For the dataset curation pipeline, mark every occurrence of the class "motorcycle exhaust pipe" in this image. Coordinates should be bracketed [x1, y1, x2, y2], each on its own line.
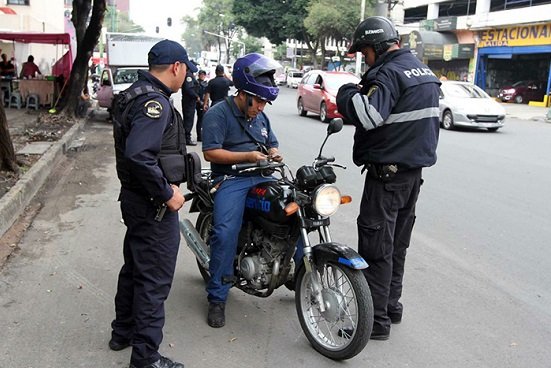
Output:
[179, 219, 210, 269]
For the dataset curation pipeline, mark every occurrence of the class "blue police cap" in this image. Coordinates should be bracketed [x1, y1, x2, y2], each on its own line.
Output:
[148, 40, 198, 73]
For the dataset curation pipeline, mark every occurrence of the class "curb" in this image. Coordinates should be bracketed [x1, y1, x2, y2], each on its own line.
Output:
[0, 119, 86, 239]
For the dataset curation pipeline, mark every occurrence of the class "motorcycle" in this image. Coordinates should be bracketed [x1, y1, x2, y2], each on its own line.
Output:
[180, 118, 374, 360]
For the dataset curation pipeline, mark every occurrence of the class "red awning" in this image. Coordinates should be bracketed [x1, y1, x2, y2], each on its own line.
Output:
[0, 7, 17, 14]
[0, 32, 71, 45]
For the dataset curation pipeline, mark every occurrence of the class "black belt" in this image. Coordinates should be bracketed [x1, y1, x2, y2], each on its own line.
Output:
[363, 163, 400, 182]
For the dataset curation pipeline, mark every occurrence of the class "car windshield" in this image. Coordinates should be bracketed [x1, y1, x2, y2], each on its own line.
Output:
[324, 74, 360, 90]
[290, 72, 303, 78]
[114, 68, 143, 84]
[444, 83, 489, 98]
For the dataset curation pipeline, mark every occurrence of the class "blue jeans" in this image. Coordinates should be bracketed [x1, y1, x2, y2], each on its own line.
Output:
[207, 175, 274, 303]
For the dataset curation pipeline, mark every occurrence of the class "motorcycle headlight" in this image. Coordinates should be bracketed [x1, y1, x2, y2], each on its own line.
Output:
[312, 184, 341, 217]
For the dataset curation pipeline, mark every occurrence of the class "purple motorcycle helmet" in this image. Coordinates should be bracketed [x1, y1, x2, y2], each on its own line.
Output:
[232, 53, 281, 102]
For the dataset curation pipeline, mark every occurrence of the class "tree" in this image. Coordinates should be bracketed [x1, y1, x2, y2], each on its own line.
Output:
[0, 103, 18, 174]
[105, 6, 144, 33]
[58, 0, 106, 117]
[197, 0, 241, 64]
[181, 15, 205, 61]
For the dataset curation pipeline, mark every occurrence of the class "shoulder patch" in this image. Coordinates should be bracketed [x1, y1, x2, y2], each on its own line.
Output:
[143, 100, 163, 119]
[186, 76, 192, 82]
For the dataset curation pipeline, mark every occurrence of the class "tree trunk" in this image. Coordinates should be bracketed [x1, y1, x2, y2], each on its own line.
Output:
[0, 103, 19, 174]
[58, 0, 106, 117]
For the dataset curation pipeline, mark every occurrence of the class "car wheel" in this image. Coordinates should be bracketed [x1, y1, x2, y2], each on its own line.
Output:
[442, 110, 455, 130]
[487, 127, 499, 132]
[514, 95, 524, 104]
[319, 102, 329, 123]
[297, 98, 307, 117]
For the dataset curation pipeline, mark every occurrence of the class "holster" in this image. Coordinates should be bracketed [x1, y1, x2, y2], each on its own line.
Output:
[158, 153, 187, 184]
[364, 163, 399, 182]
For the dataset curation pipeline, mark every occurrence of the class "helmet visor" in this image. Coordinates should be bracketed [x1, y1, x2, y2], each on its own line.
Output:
[247, 57, 282, 77]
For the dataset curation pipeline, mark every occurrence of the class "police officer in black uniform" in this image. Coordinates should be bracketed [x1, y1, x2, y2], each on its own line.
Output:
[181, 66, 199, 146]
[203, 64, 234, 110]
[110, 39, 197, 368]
[195, 69, 208, 141]
[336, 16, 440, 341]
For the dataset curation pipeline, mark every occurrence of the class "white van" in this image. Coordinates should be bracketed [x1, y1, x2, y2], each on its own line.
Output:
[286, 71, 304, 88]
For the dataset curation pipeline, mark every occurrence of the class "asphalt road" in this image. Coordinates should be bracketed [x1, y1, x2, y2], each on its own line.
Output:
[1, 87, 550, 368]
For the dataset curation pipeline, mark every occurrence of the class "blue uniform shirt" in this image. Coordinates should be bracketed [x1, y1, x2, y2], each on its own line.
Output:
[202, 97, 278, 177]
[122, 70, 175, 203]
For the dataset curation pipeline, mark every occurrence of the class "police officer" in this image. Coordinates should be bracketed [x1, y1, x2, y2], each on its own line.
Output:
[111, 39, 197, 368]
[201, 53, 282, 328]
[181, 65, 199, 146]
[195, 70, 208, 141]
[203, 64, 234, 110]
[336, 16, 440, 340]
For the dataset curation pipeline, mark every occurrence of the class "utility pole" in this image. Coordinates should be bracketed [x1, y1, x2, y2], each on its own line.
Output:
[203, 30, 246, 59]
[355, 0, 366, 76]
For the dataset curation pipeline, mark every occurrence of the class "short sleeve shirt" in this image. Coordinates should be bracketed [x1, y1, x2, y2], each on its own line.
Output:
[202, 97, 278, 177]
[206, 76, 234, 104]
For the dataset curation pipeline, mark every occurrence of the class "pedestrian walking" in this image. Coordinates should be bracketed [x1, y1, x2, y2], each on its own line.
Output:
[336, 16, 440, 341]
[203, 64, 234, 110]
[111, 39, 197, 368]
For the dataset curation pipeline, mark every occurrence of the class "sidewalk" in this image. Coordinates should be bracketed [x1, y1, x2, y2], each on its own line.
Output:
[0, 107, 85, 246]
[499, 101, 550, 122]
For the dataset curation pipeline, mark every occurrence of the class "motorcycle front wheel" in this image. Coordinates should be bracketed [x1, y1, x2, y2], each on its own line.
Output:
[295, 261, 373, 360]
[195, 212, 212, 283]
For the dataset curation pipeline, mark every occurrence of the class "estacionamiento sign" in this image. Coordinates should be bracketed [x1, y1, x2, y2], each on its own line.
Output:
[478, 23, 551, 47]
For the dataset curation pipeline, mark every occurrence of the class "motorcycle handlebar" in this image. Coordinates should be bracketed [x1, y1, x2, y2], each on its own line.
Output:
[315, 156, 335, 167]
[232, 160, 284, 172]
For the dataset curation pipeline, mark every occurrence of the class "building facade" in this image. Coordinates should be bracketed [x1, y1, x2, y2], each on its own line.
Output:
[393, 0, 551, 106]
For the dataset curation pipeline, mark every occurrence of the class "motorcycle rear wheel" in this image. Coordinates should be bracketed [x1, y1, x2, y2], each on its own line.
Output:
[195, 213, 212, 283]
[295, 262, 373, 360]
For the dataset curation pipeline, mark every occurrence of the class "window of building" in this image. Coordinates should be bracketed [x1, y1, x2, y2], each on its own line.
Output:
[490, 0, 551, 11]
[438, 0, 477, 17]
[7, 0, 30, 5]
[404, 5, 428, 23]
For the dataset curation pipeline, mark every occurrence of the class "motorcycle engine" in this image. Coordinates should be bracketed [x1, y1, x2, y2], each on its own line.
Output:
[239, 229, 288, 289]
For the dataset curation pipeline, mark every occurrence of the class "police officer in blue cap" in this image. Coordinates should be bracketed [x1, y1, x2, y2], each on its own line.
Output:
[110, 39, 197, 368]
[336, 16, 440, 341]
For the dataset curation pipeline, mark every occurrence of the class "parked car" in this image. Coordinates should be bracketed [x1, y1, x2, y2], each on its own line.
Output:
[275, 73, 286, 86]
[286, 71, 304, 88]
[439, 81, 506, 132]
[497, 80, 545, 104]
[296, 70, 360, 122]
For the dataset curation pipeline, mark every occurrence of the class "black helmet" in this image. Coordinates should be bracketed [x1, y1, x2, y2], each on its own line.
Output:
[348, 16, 399, 55]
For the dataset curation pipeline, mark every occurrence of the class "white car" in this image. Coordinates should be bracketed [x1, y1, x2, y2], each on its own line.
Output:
[439, 81, 506, 132]
[286, 71, 304, 88]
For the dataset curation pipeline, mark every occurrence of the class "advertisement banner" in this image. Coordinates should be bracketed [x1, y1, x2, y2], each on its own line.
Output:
[478, 24, 551, 47]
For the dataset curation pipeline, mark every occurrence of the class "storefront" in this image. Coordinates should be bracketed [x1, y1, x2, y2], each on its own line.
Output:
[475, 23, 551, 106]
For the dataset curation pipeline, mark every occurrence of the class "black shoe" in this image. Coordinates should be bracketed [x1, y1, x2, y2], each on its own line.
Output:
[388, 310, 402, 324]
[207, 302, 225, 328]
[370, 324, 390, 341]
[129, 356, 184, 368]
[186, 140, 197, 146]
[108, 338, 131, 351]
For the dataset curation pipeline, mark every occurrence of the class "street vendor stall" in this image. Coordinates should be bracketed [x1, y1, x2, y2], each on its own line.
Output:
[0, 32, 73, 107]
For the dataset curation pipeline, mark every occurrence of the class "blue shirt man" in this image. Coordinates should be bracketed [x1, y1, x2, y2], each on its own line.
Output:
[200, 53, 282, 328]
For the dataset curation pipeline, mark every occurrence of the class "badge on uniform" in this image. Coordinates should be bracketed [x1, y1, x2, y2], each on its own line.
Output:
[144, 100, 163, 119]
[186, 76, 192, 82]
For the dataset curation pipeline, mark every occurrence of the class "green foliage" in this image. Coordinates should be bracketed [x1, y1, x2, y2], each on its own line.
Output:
[232, 0, 310, 45]
[104, 6, 144, 33]
[181, 16, 204, 60]
[197, 0, 241, 63]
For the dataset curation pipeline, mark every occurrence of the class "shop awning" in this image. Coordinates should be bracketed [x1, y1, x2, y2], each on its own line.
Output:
[0, 32, 71, 45]
[0, 7, 17, 14]
[401, 30, 474, 61]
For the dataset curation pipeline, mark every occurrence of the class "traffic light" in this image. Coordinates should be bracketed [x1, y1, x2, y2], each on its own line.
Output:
[167, 17, 172, 27]
[155, 26, 159, 33]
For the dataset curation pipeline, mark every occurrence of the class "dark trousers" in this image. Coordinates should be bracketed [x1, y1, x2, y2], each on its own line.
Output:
[181, 100, 196, 141]
[112, 189, 180, 367]
[357, 168, 422, 331]
[195, 102, 204, 140]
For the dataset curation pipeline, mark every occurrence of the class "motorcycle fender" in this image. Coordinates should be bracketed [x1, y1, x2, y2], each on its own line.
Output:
[313, 242, 368, 270]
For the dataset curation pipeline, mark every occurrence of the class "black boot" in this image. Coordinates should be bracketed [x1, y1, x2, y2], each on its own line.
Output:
[207, 302, 225, 328]
[129, 356, 184, 368]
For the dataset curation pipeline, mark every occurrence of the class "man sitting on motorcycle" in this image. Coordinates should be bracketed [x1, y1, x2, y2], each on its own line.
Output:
[201, 53, 283, 328]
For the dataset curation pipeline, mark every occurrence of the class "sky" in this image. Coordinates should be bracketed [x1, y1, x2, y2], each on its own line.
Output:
[128, 0, 203, 39]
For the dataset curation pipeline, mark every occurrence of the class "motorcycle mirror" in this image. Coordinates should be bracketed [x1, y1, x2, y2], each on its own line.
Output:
[327, 118, 343, 135]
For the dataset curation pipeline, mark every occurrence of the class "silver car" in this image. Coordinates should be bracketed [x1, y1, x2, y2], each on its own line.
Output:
[439, 81, 506, 132]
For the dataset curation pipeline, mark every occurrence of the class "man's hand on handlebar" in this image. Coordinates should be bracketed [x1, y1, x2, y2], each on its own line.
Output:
[248, 151, 268, 163]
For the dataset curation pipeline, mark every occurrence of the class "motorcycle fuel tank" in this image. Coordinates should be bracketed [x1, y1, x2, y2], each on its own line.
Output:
[244, 181, 292, 224]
